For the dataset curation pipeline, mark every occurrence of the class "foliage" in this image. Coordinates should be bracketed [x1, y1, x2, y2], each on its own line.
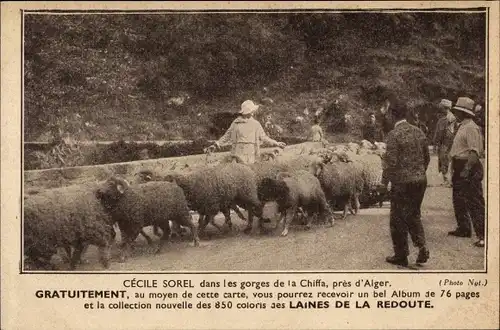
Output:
[24, 12, 486, 146]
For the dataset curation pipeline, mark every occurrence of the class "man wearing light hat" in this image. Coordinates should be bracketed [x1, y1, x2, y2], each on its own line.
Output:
[448, 97, 485, 248]
[432, 99, 457, 185]
[207, 100, 286, 164]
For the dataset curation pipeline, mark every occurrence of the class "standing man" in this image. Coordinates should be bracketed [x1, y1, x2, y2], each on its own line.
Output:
[376, 98, 395, 141]
[309, 117, 325, 142]
[473, 103, 486, 153]
[411, 112, 429, 137]
[206, 100, 286, 164]
[433, 99, 457, 185]
[363, 113, 380, 144]
[382, 101, 430, 267]
[448, 97, 485, 248]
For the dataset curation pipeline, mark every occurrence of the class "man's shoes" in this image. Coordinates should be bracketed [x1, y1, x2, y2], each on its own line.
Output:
[385, 255, 409, 267]
[416, 247, 430, 264]
[473, 240, 485, 248]
[448, 229, 472, 238]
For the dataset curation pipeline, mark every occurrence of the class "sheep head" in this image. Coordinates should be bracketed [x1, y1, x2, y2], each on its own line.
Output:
[135, 170, 154, 183]
[96, 176, 131, 207]
[163, 173, 180, 184]
[310, 161, 325, 177]
[257, 177, 290, 203]
[260, 149, 281, 162]
[164, 173, 190, 195]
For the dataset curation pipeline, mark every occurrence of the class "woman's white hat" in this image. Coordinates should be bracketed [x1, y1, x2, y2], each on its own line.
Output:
[239, 100, 259, 115]
[452, 97, 475, 116]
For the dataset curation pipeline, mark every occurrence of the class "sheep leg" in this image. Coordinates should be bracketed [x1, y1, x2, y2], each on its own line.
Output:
[78, 244, 90, 264]
[119, 233, 135, 262]
[177, 215, 200, 247]
[209, 218, 224, 233]
[274, 211, 286, 230]
[221, 208, 234, 232]
[342, 202, 349, 220]
[321, 209, 335, 227]
[352, 193, 360, 215]
[154, 222, 171, 255]
[347, 198, 355, 215]
[63, 246, 72, 263]
[232, 205, 247, 221]
[244, 208, 266, 234]
[170, 221, 183, 239]
[32, 257, 55, 270]
[197, 214, 210, 238]
[97, 243, 111, 269]
[243, 210, 254, 234]
[281, 207, 297, 237]
[304, 213, 315, 230]
[140, 230, 154, 245]
[70, 242, 84, 270]
[202, 214, 216, 239]
[319, 199, 335, 227]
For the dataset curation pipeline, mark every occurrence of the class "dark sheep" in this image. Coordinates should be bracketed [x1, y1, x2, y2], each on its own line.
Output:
[257, 170, 335, 236]
[23, 184, 115, 270]
[164, 163, 265, 236]
[136, 170, 248, 234]
[96, 176, 199, 262]
[229, 154, 323, 224]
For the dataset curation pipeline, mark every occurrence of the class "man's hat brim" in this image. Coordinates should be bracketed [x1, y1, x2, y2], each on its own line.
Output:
[451, 106, 475, 116]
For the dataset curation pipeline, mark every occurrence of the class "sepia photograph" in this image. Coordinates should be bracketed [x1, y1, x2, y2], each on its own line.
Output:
[22, 8, 488, 273]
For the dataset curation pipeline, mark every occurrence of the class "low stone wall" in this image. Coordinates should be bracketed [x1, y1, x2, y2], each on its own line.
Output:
[24, 143, 313, 191]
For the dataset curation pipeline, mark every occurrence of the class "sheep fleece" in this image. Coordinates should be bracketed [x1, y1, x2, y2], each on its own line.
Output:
[172, 163, 260, 215]
[316, 161, 364, 198]
[104, 181, 191, 238]
[277, 170, 331, 215]
[23, 184, 114, 262]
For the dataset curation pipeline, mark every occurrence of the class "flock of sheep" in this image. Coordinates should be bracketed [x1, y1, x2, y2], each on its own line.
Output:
[23, 140, 387, 271]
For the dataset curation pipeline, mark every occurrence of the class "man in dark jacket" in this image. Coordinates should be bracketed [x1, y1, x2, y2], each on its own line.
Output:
[363, 113, 380, 144]
[376, 99, 394, 140]
[411, 112, 429, 137]
[382, 101, 431, 267]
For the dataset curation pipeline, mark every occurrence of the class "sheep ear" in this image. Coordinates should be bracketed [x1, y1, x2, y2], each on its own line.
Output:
[95, 189, 103, 200]
[116, 183, 126, 194]
[164, 174, 178, 185]
[314, 162, 324, 176]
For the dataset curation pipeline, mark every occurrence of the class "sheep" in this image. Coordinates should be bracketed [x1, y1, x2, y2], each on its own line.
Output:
[360, 139, 375, 150]
[136, 169, 248, 232]
[96, 176, 199, 262]
[25, 186, 158, 266]
[23, 184, 115, 270]
[163, 163, 265, 236]
[229, 154, 323, 224]
[322, 148, 388, 209]
[259, 148, 282, 162]
[374, 142, 386, 150]
[346, 142, 360, 154]
[257, 170, 334, 236]
[347, 151, 389, 208]
[310, 158, 364, 220]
